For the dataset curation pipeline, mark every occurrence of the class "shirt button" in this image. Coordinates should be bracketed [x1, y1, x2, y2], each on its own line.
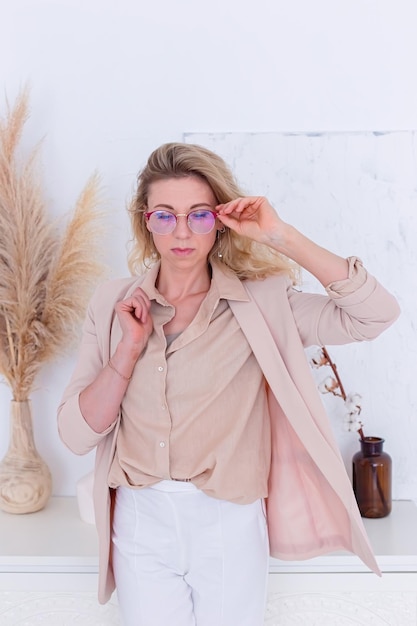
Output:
[159, 441, 166, 448]
[157, 366, 164, 372]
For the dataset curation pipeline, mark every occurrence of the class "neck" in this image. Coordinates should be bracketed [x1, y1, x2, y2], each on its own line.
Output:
[156, 261, 211, 301]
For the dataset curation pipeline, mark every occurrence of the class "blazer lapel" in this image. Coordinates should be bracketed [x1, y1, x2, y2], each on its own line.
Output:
[228, 292, 356, 501]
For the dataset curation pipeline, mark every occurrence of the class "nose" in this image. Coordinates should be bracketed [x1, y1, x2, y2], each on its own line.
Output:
[173, 213, 191, 236]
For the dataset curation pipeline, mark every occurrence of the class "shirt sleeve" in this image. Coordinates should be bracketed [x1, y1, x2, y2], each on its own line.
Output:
[288, 257, 400, 347]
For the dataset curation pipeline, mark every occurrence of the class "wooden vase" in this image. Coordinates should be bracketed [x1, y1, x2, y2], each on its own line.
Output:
[0, 400, 52, 514]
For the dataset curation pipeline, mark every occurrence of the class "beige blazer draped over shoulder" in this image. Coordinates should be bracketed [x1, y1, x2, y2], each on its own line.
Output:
[58, 257, 400, 604]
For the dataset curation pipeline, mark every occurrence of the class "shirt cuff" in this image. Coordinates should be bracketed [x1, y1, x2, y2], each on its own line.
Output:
[325, 257, 367, 298]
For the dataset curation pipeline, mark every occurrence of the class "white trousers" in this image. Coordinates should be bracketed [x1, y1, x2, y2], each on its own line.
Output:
[112, 481, 269, 626]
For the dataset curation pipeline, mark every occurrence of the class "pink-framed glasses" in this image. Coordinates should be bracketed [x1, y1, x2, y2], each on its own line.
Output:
[145, 209, 217, 235]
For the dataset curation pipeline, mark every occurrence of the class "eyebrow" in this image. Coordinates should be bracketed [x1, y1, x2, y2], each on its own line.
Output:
[152, 203, 214, 212]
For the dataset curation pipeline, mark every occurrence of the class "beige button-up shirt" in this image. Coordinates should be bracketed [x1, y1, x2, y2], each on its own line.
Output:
[108, 264, 271, 504]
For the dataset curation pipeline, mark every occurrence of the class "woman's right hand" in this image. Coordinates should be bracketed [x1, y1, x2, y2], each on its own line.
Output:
[78, 288, 153, 433]
[115, 287, 154, 357]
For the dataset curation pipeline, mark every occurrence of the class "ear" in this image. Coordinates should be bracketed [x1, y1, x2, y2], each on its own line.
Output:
[144, 211, 152, 232]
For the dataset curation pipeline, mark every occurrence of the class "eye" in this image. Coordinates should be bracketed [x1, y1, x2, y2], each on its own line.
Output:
[190, 210, 212, 220]
[154, 211, 175, 222]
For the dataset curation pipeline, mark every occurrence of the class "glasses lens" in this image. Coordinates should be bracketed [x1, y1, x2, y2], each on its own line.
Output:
[148, 211, 176, 234]
[188, 210, 216, 234]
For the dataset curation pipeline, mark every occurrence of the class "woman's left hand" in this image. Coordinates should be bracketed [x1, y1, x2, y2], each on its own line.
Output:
[216, 196, 286, 247]
[216, 197, 351, 286]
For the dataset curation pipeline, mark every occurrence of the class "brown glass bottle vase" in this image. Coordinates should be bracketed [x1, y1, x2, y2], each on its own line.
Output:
[352, 436, 392, 518]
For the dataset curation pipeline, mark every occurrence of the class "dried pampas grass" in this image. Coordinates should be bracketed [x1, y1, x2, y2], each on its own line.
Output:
[0, 88, 106, 401]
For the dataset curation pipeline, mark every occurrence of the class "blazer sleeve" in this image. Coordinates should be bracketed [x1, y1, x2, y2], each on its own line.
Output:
[57, 280, 128, 455]
[287, 257, 400, 347]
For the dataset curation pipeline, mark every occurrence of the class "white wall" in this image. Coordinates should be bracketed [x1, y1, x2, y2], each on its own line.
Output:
[1, 0, 417, 497]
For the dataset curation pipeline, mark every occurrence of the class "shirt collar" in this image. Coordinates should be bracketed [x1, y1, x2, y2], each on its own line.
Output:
[139, 262, 163, 302]
[210, 261, 250, 302]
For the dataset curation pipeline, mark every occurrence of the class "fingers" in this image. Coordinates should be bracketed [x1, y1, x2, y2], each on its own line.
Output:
[215, 198, 267, 234]
[216, 197, 266, 224]
[130, 288, 151, 321]
[217, 197, 248, 213]
[116, 288, 151, 323]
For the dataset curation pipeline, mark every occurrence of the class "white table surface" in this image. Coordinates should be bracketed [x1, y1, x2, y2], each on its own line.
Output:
[1, 497, 416, 574]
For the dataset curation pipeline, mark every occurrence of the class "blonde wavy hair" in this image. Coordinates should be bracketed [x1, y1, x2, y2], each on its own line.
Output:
[128, 142, 299, 282]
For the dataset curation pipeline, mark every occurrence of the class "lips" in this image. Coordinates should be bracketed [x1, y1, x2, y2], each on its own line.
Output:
[171, 248, 194, 255]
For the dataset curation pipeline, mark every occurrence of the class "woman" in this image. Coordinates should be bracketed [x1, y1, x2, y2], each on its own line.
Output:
[58, 142, 400, 626]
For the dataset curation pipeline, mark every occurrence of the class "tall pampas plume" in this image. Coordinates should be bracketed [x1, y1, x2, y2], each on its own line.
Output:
[0, 88, 107, 402]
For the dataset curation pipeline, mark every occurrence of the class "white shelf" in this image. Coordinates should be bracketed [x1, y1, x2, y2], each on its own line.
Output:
[1, 497, 417, 575]
[270, 500, 417, 574]
[0, 497, 98, 573]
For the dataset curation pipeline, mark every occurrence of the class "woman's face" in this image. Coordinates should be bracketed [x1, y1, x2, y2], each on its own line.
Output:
[146, 176, 219, 270]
